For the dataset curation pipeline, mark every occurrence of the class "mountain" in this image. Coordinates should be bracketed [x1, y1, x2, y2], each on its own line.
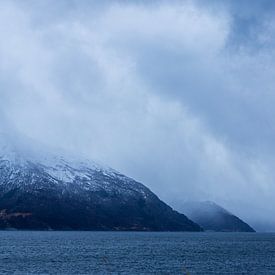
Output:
[182, 201, 255, 232]
[0, 132, 201, 231]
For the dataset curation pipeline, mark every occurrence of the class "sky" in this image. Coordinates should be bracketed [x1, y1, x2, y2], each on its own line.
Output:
[0, 0, 275, 231]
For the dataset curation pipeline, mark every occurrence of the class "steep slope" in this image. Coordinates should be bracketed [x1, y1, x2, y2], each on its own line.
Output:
[0, 133, 201, 231]
[182, 201, 255, 232]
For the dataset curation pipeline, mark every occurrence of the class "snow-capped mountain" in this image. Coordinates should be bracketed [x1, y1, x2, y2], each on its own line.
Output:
[0, 132, 201, 231]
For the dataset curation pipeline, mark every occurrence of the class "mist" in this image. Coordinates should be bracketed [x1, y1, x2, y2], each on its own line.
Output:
[1, 0, 275, 231]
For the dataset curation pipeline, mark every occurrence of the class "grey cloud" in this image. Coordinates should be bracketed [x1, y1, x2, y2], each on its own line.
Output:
[1, 0, 275, 231]
[196, 0, 275, 49]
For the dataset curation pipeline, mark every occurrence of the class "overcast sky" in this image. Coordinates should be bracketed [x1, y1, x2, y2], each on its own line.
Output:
[1, 0, 275, 231]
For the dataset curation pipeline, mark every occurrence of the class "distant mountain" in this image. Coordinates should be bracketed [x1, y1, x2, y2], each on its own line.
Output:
[182, 201, 255, 232]
[0, 132, 201, 231]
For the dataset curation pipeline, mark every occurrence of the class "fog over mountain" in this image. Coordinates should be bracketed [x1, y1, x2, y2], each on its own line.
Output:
[1, 0, 275, 231]
[182, 201, 255, 232]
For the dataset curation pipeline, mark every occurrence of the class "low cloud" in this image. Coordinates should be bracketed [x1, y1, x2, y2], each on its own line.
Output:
[1, 0, 275, 230]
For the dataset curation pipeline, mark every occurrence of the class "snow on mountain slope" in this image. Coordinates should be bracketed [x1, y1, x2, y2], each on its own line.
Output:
[0, 131, 202, 231]
[0, 131, 146, 194]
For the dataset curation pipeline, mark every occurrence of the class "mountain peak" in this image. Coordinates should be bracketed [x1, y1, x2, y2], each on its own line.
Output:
[0, 133, 202, 231]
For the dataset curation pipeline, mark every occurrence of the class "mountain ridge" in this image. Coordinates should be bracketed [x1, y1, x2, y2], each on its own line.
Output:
[182, 201, 255, 232]
[0, 132, 202, 231]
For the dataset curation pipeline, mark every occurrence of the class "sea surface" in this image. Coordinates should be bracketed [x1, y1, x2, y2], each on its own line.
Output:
[0, 231, 274, 274]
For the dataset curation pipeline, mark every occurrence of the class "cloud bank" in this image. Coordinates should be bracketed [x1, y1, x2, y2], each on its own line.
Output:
[1, 0, 275, 231]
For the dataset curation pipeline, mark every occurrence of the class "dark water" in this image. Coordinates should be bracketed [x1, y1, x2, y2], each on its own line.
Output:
[0, 231, 275, 274]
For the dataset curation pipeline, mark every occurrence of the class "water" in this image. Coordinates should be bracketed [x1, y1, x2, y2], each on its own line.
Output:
[0, 231, 274, 274]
